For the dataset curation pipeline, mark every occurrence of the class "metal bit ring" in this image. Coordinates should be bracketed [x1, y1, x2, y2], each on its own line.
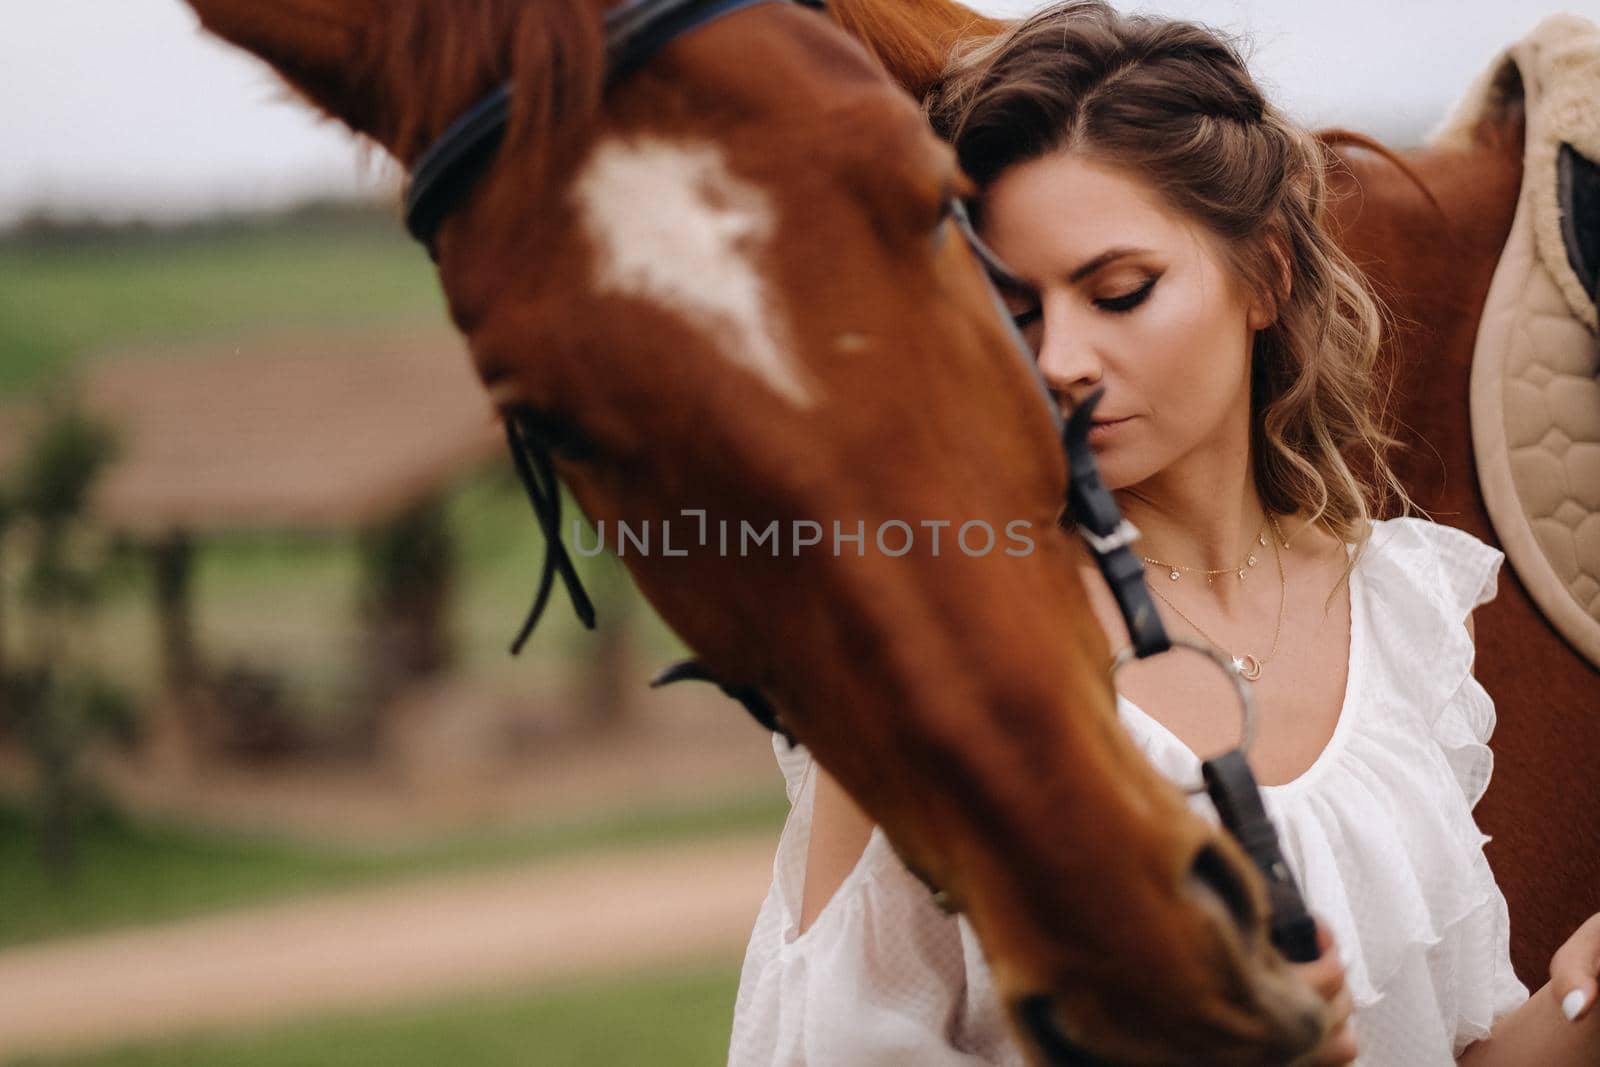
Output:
[1110, 637, 1260, 795]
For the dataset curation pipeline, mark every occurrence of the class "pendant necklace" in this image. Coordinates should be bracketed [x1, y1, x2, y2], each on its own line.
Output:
[1145, 516, 1288, 681]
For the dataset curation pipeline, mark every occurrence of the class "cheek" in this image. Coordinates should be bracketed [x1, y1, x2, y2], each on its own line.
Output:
[1099, 300, 1203, 402]
[1124, 282, 1251, 400]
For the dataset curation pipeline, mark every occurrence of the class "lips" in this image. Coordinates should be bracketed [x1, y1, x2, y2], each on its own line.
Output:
[1086, 415, 1135, 446]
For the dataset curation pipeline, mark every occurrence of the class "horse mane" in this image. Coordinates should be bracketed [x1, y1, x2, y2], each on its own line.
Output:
[827, 0, 1003, 98]
[1315, 127, 1444, 216]
[376, 0, 606, 183]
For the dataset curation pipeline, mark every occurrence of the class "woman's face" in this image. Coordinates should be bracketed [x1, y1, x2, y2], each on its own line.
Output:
[979, 151, 1271, 490]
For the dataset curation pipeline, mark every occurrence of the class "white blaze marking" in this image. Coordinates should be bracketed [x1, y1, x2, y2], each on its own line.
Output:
[570, 135, 812, 407]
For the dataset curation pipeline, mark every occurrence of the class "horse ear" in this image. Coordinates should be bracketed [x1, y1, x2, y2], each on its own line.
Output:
[183, 0, 389, 147]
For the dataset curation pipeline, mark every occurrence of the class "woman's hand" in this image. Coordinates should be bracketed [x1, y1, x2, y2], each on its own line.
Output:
[1550, 912, 1600, 1024]
[1455, 912, 1600, 1065]
[1293, 921, 1358, 1066]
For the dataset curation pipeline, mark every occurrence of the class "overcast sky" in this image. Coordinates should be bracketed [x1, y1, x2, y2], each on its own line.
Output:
[3, 0, 1596, 224]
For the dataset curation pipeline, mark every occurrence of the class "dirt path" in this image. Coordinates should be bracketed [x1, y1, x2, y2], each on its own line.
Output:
[0, 832, 778, 1060]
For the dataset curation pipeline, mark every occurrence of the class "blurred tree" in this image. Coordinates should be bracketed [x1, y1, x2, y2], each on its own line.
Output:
[0, 479, 12, 725]
[5, 395, 140, 878]
[576, 549, 639, 732]
[149, 528, 209, 754]
[354, 494, 455, 750]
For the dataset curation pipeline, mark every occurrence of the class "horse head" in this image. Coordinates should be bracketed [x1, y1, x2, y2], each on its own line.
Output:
[179, 0, 1325, 1060]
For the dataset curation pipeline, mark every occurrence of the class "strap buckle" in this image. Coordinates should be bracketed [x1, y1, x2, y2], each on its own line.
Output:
[1075, 518, 1141, 557]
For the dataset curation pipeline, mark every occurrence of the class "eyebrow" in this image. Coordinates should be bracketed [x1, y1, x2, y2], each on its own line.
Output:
[1067, 247, 1151, 284]
[990, 246, 1155, 297]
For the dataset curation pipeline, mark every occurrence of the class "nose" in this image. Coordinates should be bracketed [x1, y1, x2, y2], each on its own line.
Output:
[1014, 995, 1107, 1066]
[1009, 839, 1325, 1066]
[1035, 313, 1103, 396]
[1016, 987, 1325, 1067]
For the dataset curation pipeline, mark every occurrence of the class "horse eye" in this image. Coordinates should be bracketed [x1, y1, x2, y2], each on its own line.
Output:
[511, 407, 597, 463]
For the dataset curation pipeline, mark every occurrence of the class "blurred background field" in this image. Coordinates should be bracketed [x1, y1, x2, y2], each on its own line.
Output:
[0, 203, 786, 1065]
[8, 966, 744, 1067]
[0, 206, 438, 396]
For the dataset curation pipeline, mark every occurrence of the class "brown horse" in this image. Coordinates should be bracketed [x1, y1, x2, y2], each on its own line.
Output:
[179, 0, 1327, 1062]
[825, 0, 1600, 993]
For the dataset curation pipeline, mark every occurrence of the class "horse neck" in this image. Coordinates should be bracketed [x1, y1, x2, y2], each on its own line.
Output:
[1321, 119, 1524, 511]
[827, 0, 1004, 99]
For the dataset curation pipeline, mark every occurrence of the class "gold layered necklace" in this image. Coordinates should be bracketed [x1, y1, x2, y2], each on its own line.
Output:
[1144, 516, 1289, 681]
[1142, 519, 1275, 583]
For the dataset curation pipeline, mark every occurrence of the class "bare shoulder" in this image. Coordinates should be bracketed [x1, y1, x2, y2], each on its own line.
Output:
[800, 766, 876, 934]
[1279, 513, 1349, 568]
[1279, 513, 1357, 612]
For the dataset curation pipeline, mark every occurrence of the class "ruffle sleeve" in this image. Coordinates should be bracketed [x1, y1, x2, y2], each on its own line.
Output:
[1360, 516, 1505, 809]
[729, 739, 1024, 1067]
[1293, 517, 1527, 1057]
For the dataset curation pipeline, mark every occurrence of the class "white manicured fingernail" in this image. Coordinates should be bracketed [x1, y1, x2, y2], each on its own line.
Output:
[1561, 989, 1589, 1022]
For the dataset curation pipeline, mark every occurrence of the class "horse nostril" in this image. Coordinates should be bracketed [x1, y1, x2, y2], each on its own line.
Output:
[1188, 842, 1260, 935]
[1014, 995, 1105, 1067]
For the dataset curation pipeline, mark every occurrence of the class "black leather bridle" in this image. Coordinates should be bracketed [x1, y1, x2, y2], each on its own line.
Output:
[400, 0, 1320, 1059]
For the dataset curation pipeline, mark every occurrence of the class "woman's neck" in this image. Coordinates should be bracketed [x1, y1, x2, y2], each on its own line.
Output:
[1113, 424, 1273, 602]
[1119, 477, 1268, 572]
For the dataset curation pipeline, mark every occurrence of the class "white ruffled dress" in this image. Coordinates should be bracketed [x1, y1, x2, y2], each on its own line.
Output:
[728, 517, 1530, 1066]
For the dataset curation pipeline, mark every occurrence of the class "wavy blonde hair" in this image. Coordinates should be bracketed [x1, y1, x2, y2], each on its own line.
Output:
[924, 0, 1411, 549]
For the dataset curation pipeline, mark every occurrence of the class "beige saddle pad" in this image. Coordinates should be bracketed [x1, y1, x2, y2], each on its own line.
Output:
[1430, 14, 1600, 671]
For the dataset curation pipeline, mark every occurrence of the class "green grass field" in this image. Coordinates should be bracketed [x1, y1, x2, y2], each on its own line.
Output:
[3, 964, 743, 1067]
[0, 210, 442, 395]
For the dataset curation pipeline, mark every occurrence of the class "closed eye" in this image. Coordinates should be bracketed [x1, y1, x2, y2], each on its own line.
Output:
[1007, 274, 1160, 331]
[1097, 277, 1158, 314]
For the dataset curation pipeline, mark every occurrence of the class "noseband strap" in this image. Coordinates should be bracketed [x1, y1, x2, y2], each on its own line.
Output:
[1061, 388, 1168, 659]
